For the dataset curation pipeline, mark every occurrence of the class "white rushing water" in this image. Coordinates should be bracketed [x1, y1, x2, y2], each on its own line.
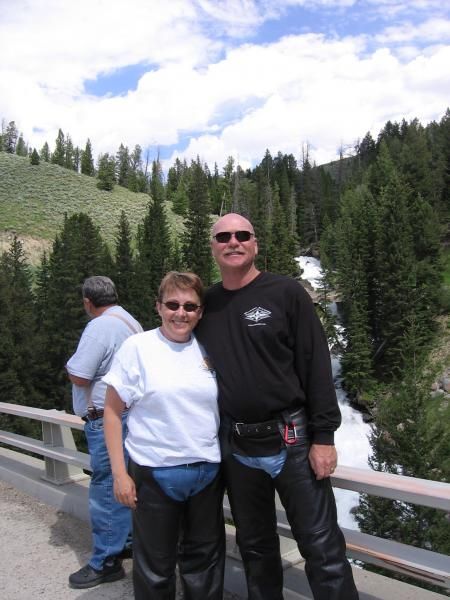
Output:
[297, 256, 372, 530]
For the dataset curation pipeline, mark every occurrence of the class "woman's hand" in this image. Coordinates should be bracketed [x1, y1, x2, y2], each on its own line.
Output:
[113, 472, 137, 509]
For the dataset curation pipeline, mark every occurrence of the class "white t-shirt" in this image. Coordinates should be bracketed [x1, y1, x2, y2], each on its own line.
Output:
[103, 328, 220, 467]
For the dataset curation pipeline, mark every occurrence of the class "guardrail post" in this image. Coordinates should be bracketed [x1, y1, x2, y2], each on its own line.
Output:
[41, 416, 89, 485]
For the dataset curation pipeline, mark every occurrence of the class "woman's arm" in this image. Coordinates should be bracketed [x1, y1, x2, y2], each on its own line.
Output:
[104, 385, 137, 509]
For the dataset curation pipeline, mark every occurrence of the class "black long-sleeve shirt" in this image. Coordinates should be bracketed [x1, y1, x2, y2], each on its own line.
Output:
[196, 272, 341, 445]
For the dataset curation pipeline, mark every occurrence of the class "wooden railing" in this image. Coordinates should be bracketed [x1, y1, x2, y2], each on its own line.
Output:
[0, 401, 449, 590]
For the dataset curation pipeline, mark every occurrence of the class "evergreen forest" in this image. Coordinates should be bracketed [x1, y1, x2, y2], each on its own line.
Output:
[1, 111, 449, 588]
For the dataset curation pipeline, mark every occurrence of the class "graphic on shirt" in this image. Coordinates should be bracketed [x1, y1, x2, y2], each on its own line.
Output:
[244, 306, 271, 323]
[200, 356, 216, 376]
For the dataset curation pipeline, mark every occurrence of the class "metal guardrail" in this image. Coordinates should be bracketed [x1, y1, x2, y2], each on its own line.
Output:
[0, 401, 449, 590]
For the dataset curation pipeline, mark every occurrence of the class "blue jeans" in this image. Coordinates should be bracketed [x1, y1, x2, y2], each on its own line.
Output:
[151, 461, 220, 501]
[85, 414, 132, 570]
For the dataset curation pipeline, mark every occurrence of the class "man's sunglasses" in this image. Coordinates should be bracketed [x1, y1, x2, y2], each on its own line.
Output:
[213, 230, 254, 243]
[161, 301, 202, 313]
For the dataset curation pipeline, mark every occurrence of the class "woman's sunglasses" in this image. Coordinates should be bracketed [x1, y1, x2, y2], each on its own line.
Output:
[212, 230, 254, 243]
[162, 301, 202, 313]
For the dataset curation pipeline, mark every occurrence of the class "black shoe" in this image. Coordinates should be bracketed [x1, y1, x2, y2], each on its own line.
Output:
[117, 545, 133, 560]
[69, 559, 125, 589]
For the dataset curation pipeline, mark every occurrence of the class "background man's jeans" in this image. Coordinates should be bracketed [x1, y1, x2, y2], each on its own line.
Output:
[85, 413, 131, 570]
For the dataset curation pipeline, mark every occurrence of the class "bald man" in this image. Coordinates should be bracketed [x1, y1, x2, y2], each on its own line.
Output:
[196, 213, 358, 600]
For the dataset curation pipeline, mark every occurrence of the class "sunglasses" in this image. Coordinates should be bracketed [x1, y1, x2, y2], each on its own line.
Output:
[161, 301, 202, 313]
[213, 230, 254, 243]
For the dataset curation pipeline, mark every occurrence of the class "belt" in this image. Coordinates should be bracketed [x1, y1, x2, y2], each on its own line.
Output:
[232, 407, 306, 445]
[234, 419, 280, 437]
[82, 408, 104, 422]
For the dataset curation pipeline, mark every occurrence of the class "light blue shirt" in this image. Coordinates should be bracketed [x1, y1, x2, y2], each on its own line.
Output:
[233, 449, 287, 478]
[66, 306, 142, 416]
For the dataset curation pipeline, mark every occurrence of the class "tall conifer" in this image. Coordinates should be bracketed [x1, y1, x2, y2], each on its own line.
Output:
[134, 160, 172, 328]
[183, 158, 213, 285]
[37, 213, 111, 409]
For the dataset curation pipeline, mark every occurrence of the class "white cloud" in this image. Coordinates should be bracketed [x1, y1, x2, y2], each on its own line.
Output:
[376, 17, 450, 44]
[0, 0, 448, 169]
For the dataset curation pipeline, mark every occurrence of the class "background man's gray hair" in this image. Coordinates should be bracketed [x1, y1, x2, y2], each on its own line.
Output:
[82, 276, 118, 307]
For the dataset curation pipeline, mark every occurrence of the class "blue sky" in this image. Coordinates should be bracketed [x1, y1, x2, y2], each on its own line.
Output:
[0, 0, 449, 171]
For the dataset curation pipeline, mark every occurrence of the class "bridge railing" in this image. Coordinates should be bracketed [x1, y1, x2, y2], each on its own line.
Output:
[0, 401, 449, 590]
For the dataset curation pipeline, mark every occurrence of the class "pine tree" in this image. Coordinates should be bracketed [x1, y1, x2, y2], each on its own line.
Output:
[372, 165, 415, 377]
[81, 139, 95, 176]
[172, 169, 190, 216]
[355, 325, 450, 558]
[167, 160, 184, 202]
[116, 144, 130, 187]
[15, 133, 28, 156]
[51, 129, 65, 166]
[437, 109, 450, 224]
[183, 158, 213, 285]
[0, 238, 42, 419]
[128, 145, 146, 192]
[0, 266, 26, 415]
[253, 168, 273, 271]
[134, 160, 172, 328]
[218, 157, 234, 214]
[209, 163, 222, 215]
[3, 121, 18, 153]
[73, 146, 80, 172]
[266, 184, 298, 277]
[64, 135, 75, 170]
[112, 211, 135, 310]
[97, 153, 116, 190]
[399, 119, 434, 206]
[171, 237, 184, 272]
[36, 213, 111, 409]
[40, 142, 50, 162]
[297, 146, 321, 247]
[30, 148, 40, 165]
[408, 192, 442, 339]
[333, 185, 375, 393]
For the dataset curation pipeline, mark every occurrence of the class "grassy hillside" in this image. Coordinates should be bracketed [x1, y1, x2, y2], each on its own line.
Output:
[0, 152, 182, 264]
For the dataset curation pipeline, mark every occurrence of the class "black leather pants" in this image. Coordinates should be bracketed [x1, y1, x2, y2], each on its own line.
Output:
[129, 460, 225, 600]
[222, 436, 359, 600]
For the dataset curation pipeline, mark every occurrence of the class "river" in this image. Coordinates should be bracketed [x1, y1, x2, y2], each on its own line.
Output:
[298, 256, 372, 530]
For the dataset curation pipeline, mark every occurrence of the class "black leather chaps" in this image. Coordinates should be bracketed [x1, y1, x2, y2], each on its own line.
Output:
[129, 460, 225, 600]
[222, 418, 359, 600]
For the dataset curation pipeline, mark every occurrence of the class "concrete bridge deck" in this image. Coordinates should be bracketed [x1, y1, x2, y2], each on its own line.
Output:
[1, 478, 446, 600]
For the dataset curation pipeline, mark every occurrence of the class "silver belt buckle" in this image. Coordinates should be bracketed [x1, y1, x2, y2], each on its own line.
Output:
[234, 422, 244, 436]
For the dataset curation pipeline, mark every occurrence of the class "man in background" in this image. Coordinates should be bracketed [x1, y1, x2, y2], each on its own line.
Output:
[196, 213, 358, 600]
[66, 275, 142, 589]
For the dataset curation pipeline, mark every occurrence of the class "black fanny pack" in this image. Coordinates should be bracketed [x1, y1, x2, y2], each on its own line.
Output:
[230, 407, 308, 457]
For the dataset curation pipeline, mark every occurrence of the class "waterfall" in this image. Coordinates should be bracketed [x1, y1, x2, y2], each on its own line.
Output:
[297, 256, 372, 530]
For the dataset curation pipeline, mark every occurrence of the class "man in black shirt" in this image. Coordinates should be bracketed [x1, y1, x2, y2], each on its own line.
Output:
[196, 213, 358, 600]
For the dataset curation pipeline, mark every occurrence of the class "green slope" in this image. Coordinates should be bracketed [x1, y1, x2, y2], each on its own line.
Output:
[0, 152, 182, 263]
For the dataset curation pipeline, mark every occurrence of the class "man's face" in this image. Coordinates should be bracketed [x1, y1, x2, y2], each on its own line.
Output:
[211, 214, 258, 272]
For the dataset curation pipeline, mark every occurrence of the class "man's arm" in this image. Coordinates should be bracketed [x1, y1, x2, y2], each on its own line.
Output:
[291, 285, 341, 479]
[66, 325, 108, 386]
[66, 373, 91, 386]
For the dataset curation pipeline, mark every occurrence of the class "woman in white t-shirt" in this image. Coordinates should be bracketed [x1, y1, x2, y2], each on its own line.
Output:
[103, 272, 224, 600]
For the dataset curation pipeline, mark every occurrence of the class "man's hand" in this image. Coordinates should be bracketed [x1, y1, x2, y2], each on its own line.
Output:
[309, 444, 337, 480]
[113, 473, 137, 509]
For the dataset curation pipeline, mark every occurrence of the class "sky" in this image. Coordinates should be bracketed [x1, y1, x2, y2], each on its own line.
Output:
[1, 0, 449, 173]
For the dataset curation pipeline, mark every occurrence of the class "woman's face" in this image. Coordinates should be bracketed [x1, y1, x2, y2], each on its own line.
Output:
[156, 287, 203, 343]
